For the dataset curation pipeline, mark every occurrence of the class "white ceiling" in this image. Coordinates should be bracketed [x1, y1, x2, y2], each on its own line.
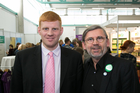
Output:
[25, 0, 140, 27]
[29, 0, 140, 16]
[35, 0, 140, 9]
[1, 0, 139, 27]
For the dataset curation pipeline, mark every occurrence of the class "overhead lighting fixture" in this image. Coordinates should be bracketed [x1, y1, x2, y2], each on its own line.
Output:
[104, 7, 116, 9]
[92, 8, 104, 9]
[82, 3, 84, 6]
[116, 8, 139, 9]
[68, 8, 80, 10]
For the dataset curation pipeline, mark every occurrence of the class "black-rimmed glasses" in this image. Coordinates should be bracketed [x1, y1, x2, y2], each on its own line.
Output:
[85, 36, 107, 43]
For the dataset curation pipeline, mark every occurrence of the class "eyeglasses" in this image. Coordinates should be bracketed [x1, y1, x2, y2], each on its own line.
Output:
[85, 36, 107, 43]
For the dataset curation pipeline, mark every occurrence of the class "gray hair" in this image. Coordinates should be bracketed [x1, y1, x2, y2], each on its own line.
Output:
[82, 25, 108, 42]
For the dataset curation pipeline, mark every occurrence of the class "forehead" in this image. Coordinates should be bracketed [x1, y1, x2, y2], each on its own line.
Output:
[85, 29, 105, 38]
[40, 20, 60, 27]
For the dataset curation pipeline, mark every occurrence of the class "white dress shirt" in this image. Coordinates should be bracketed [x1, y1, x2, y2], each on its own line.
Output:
[41, 43, 61, 93]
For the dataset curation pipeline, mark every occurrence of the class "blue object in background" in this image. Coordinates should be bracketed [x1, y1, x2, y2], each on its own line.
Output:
[61, 44, 74, 48]
[16, 37, 21, 46]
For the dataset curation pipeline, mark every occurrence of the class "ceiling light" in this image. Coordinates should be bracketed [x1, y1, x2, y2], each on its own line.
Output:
[116, 8, 139, 9]
[104, 7, 116, 9]
[68, 8, 80, 10]
[92, 8, 104, 9]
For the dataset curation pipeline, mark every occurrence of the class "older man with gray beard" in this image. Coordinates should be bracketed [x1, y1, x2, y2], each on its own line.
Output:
[82, 25, 140, 93]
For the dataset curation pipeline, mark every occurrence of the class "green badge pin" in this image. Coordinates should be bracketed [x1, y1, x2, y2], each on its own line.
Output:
[105, 64, 113, 72]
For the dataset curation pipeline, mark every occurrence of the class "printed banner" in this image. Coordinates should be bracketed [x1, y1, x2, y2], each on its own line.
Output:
[0, 36, 5, 43]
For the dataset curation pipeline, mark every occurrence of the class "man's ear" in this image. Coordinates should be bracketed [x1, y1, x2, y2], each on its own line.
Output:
[107, 39, 110, 47]
[60, 27, 63, 35]
[82, 42, 86, 50]
[38, 27, 41, 35]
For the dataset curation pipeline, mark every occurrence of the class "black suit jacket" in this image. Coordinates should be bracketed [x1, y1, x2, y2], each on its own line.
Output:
[83, 53, 140, 93]
[10, 45, 83, 93]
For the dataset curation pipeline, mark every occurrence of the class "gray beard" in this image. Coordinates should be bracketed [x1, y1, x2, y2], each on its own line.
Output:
[88, 50, 103, 60]
[87, 47, 107, 60]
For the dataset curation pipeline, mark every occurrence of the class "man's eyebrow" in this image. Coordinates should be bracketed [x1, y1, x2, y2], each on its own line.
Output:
[42, 27, 48, 29]
[52, 27, 59, 29]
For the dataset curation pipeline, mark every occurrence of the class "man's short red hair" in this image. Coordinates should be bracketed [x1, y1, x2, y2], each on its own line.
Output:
[39, 11, 62, 27]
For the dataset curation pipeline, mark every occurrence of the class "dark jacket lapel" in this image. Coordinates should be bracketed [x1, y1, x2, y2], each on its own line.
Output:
[99, 54, 114, 93]
[32, 45, 43, 84]
[60, 47, 70, 89]
[83, 58, 91, 85]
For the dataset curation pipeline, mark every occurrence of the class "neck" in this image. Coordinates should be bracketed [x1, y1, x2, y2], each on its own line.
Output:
[122, 50, 129, 53]
[42, 42, 58, 51]
[92, 58, 100, 70]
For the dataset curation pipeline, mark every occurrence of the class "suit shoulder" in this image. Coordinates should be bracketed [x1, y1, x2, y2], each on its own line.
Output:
[111, 55, 134, 68]
[17, 46, 39, 55]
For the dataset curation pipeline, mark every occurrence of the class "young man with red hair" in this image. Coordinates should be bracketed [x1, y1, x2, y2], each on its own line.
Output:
[10, 11, 83, 93]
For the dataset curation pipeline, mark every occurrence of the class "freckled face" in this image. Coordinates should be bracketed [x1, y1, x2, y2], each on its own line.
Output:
[38, 21, 63, 50]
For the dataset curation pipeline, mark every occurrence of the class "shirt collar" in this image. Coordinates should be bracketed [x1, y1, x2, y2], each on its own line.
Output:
[41, 43, 60, 56]
[97, 52, 108, 68]
[89, 52, 109, 69]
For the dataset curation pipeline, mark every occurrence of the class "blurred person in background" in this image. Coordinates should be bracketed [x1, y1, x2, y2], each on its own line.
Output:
[13, 43, 21, 55]
[59, 39, 64, 46]
[62, 37, 74, 48]
[18, 44, 26, 51]
[14, 44, 26, 54]
[25, 42, 33, 48]
[6, 44, 14, 56]
[71, 39, 77, 48]
[115, 40, 136, 67]
[76, 40, 82, 48]
[63, 37, 73, 49]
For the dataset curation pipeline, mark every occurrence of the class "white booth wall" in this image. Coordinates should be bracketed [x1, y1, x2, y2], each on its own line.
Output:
[60, 26, 76, 42]
[0, 8, 17, 32]
[24, 19, 41, 44]
[0, 8, 24, 55]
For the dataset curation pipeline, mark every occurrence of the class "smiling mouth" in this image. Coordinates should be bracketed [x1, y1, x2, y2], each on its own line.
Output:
[93, 48, 100, 49]
[47, 38, 54, 41]
[91, 47, 100, 50]
[48, 38, 54, 39]
[91, 47, 101, 53]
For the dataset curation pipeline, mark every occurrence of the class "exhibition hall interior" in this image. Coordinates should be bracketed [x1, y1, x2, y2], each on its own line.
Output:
[0, 0, 140, 92]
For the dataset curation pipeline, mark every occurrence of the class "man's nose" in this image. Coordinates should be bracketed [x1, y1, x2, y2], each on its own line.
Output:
[47, 29, 53, 35]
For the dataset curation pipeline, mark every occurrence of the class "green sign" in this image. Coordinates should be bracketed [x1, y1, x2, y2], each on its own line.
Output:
[0, 36, 5, 43]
